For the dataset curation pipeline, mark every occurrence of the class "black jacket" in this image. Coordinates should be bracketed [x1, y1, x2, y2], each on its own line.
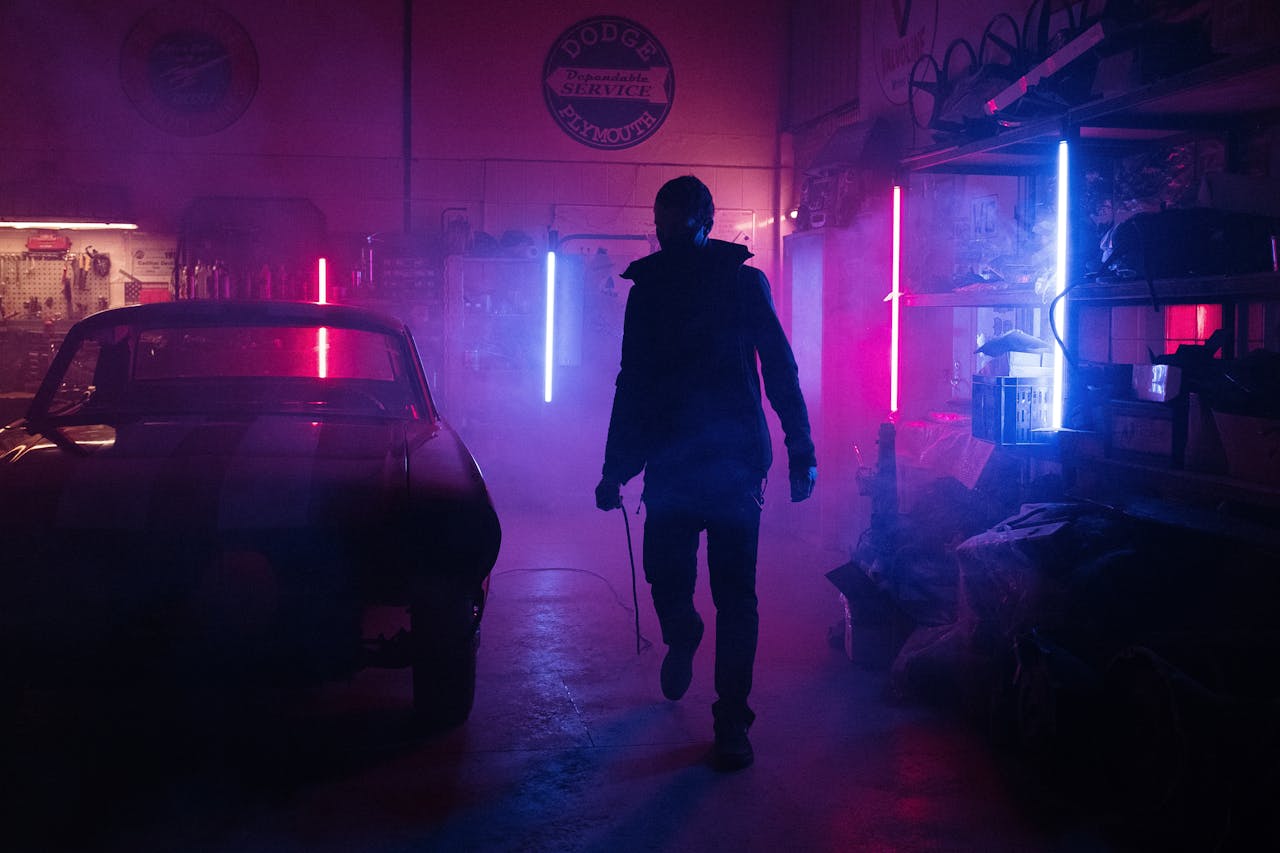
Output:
[602, 240, 815, 494]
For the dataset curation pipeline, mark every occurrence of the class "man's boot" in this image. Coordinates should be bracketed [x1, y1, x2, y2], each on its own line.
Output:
[712, 720, 754, 771]
[659, 615, 703, 700]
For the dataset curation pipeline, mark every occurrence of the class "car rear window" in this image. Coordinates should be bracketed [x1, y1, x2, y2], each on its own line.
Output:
[134, 326, 406, 381]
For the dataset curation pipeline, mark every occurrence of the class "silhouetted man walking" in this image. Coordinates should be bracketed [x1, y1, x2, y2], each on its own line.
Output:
[596, 175, 816, 771]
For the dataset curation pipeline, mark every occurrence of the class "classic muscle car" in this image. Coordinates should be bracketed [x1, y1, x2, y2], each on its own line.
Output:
[0, 300, 500, 727]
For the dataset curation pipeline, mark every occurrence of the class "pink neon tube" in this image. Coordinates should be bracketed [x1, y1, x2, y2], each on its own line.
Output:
[889, 186, 902, 414]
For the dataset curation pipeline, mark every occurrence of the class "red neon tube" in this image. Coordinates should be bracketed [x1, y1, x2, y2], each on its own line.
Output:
[317, 257, 329, 378]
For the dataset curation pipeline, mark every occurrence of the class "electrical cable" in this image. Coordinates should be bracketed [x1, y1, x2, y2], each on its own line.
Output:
[491, 500, 653, 655]
[1048, 279, 1084, 369]
[493, 566, 634, 611]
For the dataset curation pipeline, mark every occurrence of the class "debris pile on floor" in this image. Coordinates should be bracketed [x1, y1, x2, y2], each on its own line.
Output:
[835, 494, 1280, 850]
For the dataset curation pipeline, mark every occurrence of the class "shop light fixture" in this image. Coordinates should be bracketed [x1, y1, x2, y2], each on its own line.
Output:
[544, 250, 556, 403]
[1051, 140, 1069, 431]
[317, 257, 328, 304]
[0, 220, 138, 230]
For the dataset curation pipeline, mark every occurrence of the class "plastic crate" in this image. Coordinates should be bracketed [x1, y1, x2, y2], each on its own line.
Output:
[972, 375, 1052, 444]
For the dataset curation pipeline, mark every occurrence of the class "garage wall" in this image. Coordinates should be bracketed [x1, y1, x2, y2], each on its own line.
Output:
[0, 0, 792, 281]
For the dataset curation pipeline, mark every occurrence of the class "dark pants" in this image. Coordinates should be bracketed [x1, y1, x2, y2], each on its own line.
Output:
[642, 481, 763, 730]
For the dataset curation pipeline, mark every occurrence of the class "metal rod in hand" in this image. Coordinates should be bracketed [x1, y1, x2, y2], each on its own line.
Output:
[621, 500, 641, 655]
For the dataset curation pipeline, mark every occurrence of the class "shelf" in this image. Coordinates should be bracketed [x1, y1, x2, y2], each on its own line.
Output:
[1071, 46, 1280, 128]
[898, 43, 1280, 555]
[1074, 453, 1280, 509]
[900, 122, 1062, 175]
[1069, 272, 1280, 304]
[904, 289, 1049, 308]
[1071, 455, 1280, 550]
[900, 47, 1280, 175]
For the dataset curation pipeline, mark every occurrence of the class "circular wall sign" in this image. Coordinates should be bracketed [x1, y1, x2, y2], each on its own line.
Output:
[872, 0, 938, 106]
[543, 16, 674, 151]
[120, 2, 259, 136]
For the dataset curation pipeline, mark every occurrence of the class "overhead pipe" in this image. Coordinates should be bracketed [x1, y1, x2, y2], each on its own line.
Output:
[402, 0, 413, 233]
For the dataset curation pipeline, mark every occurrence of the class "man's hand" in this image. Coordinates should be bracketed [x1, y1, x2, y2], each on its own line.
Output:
[790, 466, 817, 502]
[595, 477, 623, 511]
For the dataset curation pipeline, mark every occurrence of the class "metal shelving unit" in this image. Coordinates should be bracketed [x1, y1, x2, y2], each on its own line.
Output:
[900, 47, 1280, 176]
[1070, 271, 1280, 305]
[898, 43, 1280, 515]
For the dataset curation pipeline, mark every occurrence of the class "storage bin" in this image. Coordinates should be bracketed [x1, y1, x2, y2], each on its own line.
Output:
[971, 375, 1052, 445]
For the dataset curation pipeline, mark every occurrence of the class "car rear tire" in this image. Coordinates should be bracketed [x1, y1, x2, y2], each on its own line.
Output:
[0, 682, 18, 730]
[411, 629, 478, 730]
[410, 581, 480, 729]
[0, 639, 20, 728]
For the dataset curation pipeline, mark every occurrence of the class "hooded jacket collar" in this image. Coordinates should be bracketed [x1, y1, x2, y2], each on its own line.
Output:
[621, 239, 752, 282]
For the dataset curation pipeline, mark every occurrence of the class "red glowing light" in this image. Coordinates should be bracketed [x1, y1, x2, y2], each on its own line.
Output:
[318, 327, 329, 378]
[317, 257, 329, 378]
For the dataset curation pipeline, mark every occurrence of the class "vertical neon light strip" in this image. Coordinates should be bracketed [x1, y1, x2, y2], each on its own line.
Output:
[317, 258, 328, 378]
[544, 251, 556, 403]
[889, 185, 903, 415]
[1052, 141, 1069, 430]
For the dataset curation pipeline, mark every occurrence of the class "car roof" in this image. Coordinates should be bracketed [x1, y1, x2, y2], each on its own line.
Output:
[71, 300, 408, 337]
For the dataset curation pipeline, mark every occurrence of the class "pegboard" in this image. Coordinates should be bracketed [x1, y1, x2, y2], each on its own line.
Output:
[0, 252, 112, 321]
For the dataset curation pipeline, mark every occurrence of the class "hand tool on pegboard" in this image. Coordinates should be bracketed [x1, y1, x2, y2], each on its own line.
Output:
[2, 262, 16, 319]
[61, 257, 72, 319]
[87, 246, 111, 278]
[77, 252, 89, 291]
[75, 255, 90, 319]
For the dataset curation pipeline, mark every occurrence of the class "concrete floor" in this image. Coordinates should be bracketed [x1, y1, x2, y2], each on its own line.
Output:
[3, 485, 1140, 853]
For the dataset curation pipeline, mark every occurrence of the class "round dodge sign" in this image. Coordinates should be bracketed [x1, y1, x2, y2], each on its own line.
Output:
[543, 17, 674, 150]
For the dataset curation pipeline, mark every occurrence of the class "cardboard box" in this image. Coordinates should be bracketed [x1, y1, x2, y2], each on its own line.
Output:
[984, 351, 1054, 377]
[1184, 393, 1229, 474]
[1132, 364, 1182, 402]
[1213, 411, 1280, 487]
[1108, 399, 1184, 464]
